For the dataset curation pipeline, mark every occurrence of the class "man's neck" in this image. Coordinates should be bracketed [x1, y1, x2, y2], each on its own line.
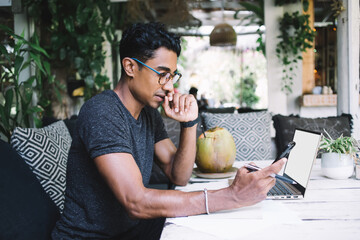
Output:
[113, 81, 143, 120]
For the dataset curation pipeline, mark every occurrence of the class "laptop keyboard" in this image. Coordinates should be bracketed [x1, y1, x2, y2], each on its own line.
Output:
[268, 180, 294, 196]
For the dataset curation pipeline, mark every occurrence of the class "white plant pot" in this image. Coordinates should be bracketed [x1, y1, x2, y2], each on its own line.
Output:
[356, 165, 360, 180]
[321, 153, 354, 179]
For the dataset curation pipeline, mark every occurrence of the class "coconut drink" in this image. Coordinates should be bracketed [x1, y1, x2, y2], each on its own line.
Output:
[196, 126, 236, 173]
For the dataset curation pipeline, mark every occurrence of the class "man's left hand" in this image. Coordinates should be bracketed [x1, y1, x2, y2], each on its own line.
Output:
[162, 92, 198, 122]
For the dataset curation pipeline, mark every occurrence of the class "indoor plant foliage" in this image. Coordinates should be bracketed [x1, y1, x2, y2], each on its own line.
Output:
[276, 11, 316, 94]
[319, 130, 359, 179]
[0, 25, 59, 142]
[24, 0, 116, 100]
[274, 0, 315, 94]
[319, 131, 359, 158]
[237, 0, 265, 56]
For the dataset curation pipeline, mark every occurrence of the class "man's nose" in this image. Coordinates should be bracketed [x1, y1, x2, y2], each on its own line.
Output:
[162, 79, 174, 91]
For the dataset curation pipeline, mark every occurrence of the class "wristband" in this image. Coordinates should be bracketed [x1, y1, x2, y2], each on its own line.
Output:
[180, 116, 200, 128]
[204, 188, 210, 214]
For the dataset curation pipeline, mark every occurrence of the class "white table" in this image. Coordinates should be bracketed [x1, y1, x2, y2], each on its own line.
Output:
[160, 160, 360, 240]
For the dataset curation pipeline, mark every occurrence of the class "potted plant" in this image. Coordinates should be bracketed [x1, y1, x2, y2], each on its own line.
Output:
[0, 25, 59, 142]
[355, 152, 360, 180]
[319, 130, 359, 179]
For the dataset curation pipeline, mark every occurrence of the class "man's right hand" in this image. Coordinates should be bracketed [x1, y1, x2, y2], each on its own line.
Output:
[229, 158, 286, 207]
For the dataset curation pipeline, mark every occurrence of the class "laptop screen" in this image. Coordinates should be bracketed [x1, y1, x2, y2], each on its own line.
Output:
[284, 129, 321, 188]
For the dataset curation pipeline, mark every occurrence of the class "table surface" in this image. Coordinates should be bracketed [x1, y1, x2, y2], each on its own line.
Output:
[160, 160, 360, 240]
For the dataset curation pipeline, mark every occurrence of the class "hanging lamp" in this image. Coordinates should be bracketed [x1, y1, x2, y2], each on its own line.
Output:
[210, 23, 237, 46]
[209, 0, 237, 46]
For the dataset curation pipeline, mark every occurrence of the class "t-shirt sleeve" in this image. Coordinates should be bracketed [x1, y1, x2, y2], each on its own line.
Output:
[78, 99, 132, 160]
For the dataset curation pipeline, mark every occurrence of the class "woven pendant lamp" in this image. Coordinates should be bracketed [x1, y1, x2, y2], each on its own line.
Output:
[209, 0, 237, 47]
[210, 23, 237, 46]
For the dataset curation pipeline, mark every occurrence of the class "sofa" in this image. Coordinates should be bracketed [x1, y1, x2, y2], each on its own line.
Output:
[0, 110, 353, 239]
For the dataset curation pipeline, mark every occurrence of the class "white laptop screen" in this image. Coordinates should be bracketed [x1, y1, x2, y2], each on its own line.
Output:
[284, 129, 321, 187]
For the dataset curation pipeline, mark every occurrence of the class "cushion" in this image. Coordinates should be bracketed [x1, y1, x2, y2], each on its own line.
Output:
[162, 116, 181, 148]
[42, 115, 78, 138]
[0, 139, 60, 240]
[202, 111, 272, 161]
[237, 108, 267, 113]
[10, 121, 72, 212]
[203, 107, 236, 114]
[272, 114, 352, 155]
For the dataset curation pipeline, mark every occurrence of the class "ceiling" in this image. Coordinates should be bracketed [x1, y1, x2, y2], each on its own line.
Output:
[0, 0, 336, 37]
[110, 0, 336, 35]
[111, 0, 258, 29]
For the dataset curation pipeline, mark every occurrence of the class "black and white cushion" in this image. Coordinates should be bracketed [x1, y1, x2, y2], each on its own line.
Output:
[10, 121, 71, 212]
[272, 114, 352, 155]
[202, 111, 272, 161]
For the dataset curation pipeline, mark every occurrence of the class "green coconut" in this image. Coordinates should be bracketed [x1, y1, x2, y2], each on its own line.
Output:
[196, 126, 236, 173]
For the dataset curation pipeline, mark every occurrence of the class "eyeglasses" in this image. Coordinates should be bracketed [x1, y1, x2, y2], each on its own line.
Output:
[131, 58, 182, 86]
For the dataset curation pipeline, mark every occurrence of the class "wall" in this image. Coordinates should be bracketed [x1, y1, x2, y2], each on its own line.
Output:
[265, 0, 303, 116]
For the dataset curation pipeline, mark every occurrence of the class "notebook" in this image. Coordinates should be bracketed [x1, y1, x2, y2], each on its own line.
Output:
[267, 128, 322, 199]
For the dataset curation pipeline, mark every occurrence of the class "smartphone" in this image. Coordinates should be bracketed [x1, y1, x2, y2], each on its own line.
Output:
[272, 141, 296, 164]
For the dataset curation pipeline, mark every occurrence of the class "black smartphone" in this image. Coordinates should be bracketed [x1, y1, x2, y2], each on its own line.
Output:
[272, 141, 296, 164]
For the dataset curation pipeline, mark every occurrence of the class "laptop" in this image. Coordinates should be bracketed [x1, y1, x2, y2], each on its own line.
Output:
[267, 128, 322, 199]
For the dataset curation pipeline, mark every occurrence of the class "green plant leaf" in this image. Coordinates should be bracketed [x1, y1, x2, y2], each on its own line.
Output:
[27, 105, 43, 114]
[238, 1, 264, 23]
[64, 16, 75, 32]
[19, 61, 31, 73]
[0, 122, 11, 142]
[59, 48, 66, 61]
[29, 52, 45, 74]
[43, 61, 51, 76]
[14, 55, 24, 75]
[303, 0, 310, 12]
[0, 24, 13, 33]
[0, 90, 13, 132]
[28, 41, 49, 58]
[0, 44, 11, 61]
[4, 89, 14, 118]
[33, 116, 42, 128]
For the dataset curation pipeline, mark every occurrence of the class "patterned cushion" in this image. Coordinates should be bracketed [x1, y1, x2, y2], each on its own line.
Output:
[202, 111, 272, 161]
[162, 117, 181, 148]
[272, 114, 352, 155]
[10, 121, 72, 212]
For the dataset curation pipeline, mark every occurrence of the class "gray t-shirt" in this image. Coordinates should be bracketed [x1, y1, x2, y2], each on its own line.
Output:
[52, 90, 168, 239]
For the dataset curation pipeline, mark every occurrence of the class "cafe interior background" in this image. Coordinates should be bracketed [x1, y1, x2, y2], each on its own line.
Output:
[0, 0, 359, 140]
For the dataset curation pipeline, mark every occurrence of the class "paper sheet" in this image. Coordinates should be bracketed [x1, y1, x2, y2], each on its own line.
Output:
[166, 201, 301, 240]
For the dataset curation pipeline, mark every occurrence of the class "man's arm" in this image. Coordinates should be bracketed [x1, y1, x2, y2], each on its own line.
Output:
[94, 153, 286, 219]
[156, 92, 199, 185]
[154, 124, 197, 186]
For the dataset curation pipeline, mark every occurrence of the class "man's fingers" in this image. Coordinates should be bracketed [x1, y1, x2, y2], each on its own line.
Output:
[178, 95, 187, 115]
[171, 93, 180, 113]
[261, 177, 276, 195]
[184, 96, 192, 113]
[260, 158, 286, 177]
[162, 96, 176, 117]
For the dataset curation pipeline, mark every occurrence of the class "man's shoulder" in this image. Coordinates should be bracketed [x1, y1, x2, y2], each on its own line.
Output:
[86, 90, 116, 105]
[81, 90, 119, 112]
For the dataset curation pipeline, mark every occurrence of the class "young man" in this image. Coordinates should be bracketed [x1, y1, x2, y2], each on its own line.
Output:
[52, 22, 285, 239]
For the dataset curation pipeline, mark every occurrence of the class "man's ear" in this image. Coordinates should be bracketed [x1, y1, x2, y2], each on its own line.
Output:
[122, 58, 136, 78]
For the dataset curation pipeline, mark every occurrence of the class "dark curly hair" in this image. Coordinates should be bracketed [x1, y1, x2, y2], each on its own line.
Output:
[119, 22, 181, 77]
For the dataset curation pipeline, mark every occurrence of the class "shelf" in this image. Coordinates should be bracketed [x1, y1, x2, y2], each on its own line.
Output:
[301, 94, 360, 107]
[301, 94, 337, 107]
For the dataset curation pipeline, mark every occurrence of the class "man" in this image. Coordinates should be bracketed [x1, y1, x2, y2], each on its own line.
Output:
[52, 22, 285, 239]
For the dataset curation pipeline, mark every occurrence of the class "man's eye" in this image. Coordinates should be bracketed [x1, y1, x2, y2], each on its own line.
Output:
[160, 72, 168, 77]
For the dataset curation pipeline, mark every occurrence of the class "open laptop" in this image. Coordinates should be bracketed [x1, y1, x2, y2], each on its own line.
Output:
[267, 128, 322, 199]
